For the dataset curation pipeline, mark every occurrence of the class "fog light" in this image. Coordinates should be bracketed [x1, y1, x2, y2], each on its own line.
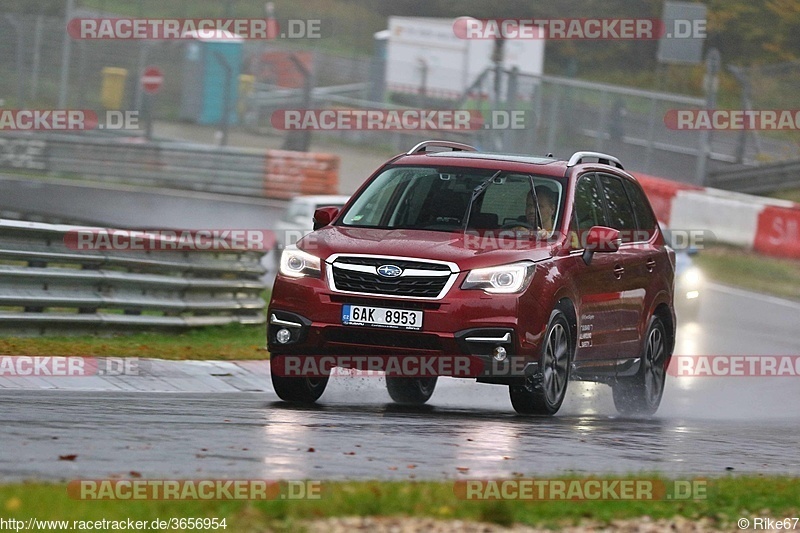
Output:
[493, 346, 507, 362]
[276, 328, 292, 344]
[686, 290, 700, 300]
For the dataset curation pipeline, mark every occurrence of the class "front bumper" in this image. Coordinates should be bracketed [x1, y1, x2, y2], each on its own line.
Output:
[267, 274, 549, 382]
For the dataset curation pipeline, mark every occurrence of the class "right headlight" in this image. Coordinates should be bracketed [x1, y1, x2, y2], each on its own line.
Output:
[461, 261, 535, 294]
[279, 246, 322, 278]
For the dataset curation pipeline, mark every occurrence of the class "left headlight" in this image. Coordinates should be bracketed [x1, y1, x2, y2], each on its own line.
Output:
[279, 246, 322, 278]
[461, 261, 535, 294]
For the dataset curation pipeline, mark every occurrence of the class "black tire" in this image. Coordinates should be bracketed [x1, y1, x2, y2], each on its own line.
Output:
[612, 316, 668, 416]
[270, 357, 329, 404]
[509, 309, 572, 416]
[386, 376, 437, 405]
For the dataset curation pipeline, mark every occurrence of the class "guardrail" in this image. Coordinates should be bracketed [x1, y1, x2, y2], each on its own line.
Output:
[708, 158, 800, 194]
[0, 133, 339, 199]
[0, 219, 267, 335]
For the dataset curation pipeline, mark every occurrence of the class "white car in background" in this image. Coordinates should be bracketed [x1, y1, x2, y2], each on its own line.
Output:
[274, 195, 351, 252]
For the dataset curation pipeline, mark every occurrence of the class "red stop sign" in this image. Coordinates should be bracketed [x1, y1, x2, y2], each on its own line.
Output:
[141, 66, 164, 95]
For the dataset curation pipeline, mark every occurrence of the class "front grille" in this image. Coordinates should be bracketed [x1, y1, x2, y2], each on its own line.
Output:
[336, 257, 450, 272]
[330, 256, 454, 298]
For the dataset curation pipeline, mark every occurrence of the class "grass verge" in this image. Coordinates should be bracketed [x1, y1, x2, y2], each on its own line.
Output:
[694, 244, 800, 302]
[1, 477, 798, 531]
[0, 323, 266, 360]
[771, 188, 800, 204]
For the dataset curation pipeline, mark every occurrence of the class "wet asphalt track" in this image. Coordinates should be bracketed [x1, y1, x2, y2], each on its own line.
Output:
[2, 283, 800, 482]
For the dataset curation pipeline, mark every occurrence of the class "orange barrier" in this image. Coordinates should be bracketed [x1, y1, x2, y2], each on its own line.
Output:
[631, 172, 702, 225]
[263, 150, 340, 200]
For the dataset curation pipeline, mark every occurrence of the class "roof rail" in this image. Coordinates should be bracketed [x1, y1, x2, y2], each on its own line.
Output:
[406, 140, 478, 155]
[567, 151, 624, 170]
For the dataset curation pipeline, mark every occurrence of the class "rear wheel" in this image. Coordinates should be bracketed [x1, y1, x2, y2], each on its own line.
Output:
[612, 316, 668, 416]
[386, 376, 437, 405]
[509, 309, 572, 416]
[270, 356, 329, 403]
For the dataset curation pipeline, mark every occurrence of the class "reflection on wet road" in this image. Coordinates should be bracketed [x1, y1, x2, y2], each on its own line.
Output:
[1, 283, 799, 481]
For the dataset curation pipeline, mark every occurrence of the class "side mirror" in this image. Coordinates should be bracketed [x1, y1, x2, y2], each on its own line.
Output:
[582, 226, 621, 265]
[313, 206, 340, 230]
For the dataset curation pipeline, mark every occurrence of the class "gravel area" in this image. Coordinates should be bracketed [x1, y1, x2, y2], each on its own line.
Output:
[301, 516, 735, 532]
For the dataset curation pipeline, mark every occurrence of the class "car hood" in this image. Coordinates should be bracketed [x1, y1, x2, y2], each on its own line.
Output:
[299, 226, 555, 271]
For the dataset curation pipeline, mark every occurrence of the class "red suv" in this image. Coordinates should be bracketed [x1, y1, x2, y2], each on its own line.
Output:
[268, 141, 676, 416]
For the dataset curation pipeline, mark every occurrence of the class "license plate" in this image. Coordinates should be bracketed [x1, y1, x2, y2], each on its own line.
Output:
[342, 304, 423, 331]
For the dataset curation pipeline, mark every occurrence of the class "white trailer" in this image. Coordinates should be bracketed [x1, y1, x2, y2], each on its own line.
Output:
[385, 16, 545, 100]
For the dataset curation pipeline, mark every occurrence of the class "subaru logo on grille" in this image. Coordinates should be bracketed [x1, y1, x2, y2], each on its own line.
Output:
[377, 264, 403, 278]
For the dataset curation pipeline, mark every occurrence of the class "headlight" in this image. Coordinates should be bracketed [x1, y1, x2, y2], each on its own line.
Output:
[279, 246, 321, 278]
[682, 266, 703, 287]
[461, 261, 535, 294]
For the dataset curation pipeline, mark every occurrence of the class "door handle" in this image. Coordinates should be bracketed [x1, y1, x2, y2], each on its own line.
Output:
[646, 258, 657, 272]
[613, 264, 625, 279]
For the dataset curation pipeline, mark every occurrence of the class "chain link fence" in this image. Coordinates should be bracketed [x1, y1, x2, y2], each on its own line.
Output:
[0, 9, 370, 121]
[728, 60, 800, 163]
[3, 6, 799, 188]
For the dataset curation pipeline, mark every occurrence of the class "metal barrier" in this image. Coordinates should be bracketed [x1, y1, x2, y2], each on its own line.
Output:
[708, 158, 800, 194]
[0, 219, 267, 335]
[0, 133, 339, 199]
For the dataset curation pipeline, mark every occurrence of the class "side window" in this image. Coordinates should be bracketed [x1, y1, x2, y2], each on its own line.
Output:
[598, 174, 637, 242]
[573, 174, 606, 230]
[622, 179, 657, 241]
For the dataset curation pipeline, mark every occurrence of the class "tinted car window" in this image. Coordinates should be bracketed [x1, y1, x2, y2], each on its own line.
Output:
[622, 179, 657, 240]
[598, 174, 637, 242]
[476, 174, 562, 229]
[340, 166, 563, 234]
[573, 174, 606, 230]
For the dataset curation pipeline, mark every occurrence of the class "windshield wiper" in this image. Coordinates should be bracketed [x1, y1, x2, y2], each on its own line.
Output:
[462, 170, 502, 233]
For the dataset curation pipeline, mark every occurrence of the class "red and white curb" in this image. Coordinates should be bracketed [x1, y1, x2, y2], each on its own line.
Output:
[633, 173, 800, 259]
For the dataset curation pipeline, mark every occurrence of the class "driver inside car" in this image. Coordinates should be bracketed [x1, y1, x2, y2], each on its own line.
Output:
[509, 186, 557, 237]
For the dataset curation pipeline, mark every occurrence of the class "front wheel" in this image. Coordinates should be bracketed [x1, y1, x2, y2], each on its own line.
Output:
[270, 356, 329, 403]
[386, 376, 437, 405]
[509, 309, 572, 416]
[612, 316, 668, 416]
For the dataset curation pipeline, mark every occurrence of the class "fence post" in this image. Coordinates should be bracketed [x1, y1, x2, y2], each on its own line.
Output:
[695, 48, 720, 186]
[644, 96, 658, 173]
[595, 90, 610, 152]
[504, 67, 519, 152]
[58, 0, 75, 109]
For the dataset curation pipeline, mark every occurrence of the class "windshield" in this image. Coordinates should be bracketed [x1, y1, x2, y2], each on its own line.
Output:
[340, 166, 563, 235]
